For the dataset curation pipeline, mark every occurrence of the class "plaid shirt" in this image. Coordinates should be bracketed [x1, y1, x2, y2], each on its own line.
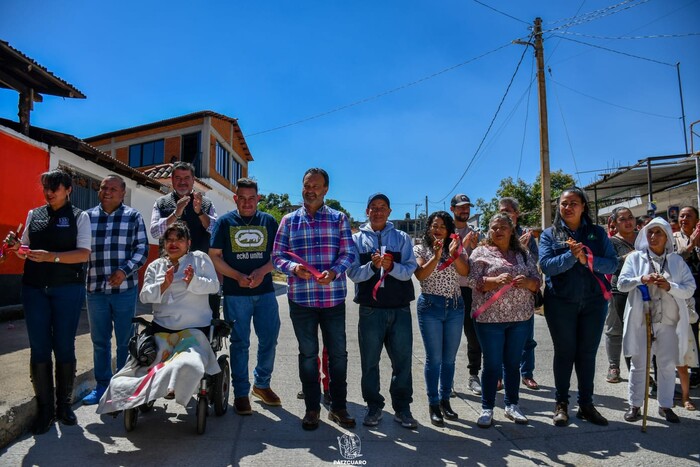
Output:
[272, 204, 355, 308]
[86, 203, 149, 294]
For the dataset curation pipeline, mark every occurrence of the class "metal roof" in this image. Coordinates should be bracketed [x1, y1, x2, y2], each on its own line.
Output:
[0, 40, 86, 98]
[583, 154, 697, 206]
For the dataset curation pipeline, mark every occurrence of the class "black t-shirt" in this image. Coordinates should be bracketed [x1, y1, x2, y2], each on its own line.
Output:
[210, 210, 279, 296]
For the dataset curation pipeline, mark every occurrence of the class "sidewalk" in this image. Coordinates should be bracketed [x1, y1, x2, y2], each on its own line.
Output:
[1, 280, 699, 465]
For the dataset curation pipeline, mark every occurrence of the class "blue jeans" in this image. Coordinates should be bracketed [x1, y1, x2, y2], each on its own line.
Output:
[544, 292, 607, 406]
[358, 305, 413, 412]
[475, 319, 530, 410]
[416, 293, 464, 405]
[520, 316, 537, 378]
[289, 300, 347, 412]
[223, 292, 280, 397]
[86, 287, 138, 387]
[23, 284, 85, 364]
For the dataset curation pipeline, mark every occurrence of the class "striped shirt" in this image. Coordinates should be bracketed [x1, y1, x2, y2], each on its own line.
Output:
[86, 203, 149, 294]
[272, 204, 355, 308]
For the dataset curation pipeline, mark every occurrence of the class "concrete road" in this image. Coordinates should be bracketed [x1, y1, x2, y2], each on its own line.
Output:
[1, 279, 699, 466]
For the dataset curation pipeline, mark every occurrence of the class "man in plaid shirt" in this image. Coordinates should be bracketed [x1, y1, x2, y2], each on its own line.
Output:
[272, 167, 356, 431]
[81, 175, 149, 405]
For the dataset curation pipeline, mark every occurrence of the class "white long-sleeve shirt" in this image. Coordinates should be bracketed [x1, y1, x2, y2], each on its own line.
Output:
[140, 251, 220, 330]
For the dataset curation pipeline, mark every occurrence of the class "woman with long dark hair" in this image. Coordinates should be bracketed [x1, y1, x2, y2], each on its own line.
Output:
[539, 187, 617, 427]
[413, 211, 469, 426]
[8, 169, 91, 434]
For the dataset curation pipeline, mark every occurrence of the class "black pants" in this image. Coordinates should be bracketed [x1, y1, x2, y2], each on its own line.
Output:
[461, 287, 482, 376]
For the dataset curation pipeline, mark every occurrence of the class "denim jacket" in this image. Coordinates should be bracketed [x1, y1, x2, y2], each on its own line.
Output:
[539, 220, 618, 302]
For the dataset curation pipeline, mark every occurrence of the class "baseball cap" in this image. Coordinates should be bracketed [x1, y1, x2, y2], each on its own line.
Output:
[367, 193, 391, 209]
[450, 194, 473, 207]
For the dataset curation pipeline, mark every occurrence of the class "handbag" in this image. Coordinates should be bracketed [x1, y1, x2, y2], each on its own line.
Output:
[128, 317, 157, 366]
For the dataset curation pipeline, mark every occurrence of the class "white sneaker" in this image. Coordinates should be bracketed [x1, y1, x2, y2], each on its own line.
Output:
[468, 375, 482, 395]
[505, 404, 528, 424]
[477, 409, 493, 428]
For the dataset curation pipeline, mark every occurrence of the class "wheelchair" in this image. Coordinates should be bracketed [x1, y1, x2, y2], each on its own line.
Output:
[121, 315, 232, 435]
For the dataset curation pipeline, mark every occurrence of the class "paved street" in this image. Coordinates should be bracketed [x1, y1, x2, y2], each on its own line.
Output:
[1, 279, 699, 466]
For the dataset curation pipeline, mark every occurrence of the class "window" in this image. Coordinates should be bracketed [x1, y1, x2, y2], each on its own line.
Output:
[129, 139, 164, 167]
[215, 142, 242, 183]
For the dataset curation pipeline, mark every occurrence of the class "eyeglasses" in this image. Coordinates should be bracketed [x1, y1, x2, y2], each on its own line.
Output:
[368, 207, 388, 213]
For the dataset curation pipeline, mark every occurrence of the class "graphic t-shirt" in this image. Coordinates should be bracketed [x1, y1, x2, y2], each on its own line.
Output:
[210, 210, 279, 296]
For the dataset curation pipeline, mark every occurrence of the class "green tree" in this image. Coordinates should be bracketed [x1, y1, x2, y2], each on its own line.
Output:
[475, 170, 576, 230]
[326, 198, 353, 222]
[258, 192, 292, 222]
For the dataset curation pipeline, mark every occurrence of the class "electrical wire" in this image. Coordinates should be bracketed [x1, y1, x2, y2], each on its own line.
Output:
[545, 0, 650, 32]
[556, 30, 700, 40]
[472, 0, 530, 25]
[517, 59, 536, 180]
[245, 42, 512, 137]
[435, 41, 531, 203]
[549, 78, 678, 119]
[549, 70, 581, 185]
[553, 35, 676, 66]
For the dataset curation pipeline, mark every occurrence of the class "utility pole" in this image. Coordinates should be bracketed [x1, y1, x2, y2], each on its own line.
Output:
[425, 195, 428, 218]
[513, 17, 551, 229]
[534, 17, 552, 228]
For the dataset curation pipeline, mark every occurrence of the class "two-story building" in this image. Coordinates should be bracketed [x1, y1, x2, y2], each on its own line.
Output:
[85, 110, 253, 213]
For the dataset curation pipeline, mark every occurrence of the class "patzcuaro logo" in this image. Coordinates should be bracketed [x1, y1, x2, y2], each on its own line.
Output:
[334, 433, 366, 465]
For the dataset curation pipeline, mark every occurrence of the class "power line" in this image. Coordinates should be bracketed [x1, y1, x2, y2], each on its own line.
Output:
[550, 78, 678, 119]
[556, 30, 700, 40]
[549, 69, 581, 185]
[245, 42, 512, 137]
[517, 61, 536, 180]
[472, 0, 530, 25]
[546, 0, 650, 31]
[553, 35, 676, 66]
[436, 41, 531, 203]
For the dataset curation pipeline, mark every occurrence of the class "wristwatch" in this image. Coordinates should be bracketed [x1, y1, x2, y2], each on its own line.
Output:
[53, 255, 60, 263]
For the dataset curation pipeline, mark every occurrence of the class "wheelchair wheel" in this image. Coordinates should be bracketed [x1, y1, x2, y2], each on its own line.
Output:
[196, 395, 208, 435]
[212, 355, 230, 416]
[124, 408, 138, 432]
[139, 400, 155, 413]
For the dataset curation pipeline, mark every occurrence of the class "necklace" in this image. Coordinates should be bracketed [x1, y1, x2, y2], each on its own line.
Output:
[238, 211, 257, 226]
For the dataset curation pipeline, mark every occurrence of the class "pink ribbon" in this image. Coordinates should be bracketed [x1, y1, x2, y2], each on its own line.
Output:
[436, 234, 464, 272]
[371, 252, 393, 301]
[285, 251, 324, 279]
[128, 362, 165, 400]
[581, 245, 612, 300]
[472, 282, 515, 318]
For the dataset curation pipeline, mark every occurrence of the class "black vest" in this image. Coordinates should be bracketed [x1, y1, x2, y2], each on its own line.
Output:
[354, 250, 415, 308]
[23, 203, 86, 287]
[155, 193, 213, 253]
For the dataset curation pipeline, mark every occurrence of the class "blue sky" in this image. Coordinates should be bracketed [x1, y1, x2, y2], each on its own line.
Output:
[1, 0, 699, 221]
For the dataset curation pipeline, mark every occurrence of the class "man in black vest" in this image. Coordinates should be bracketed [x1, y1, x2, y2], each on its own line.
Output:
[150, 162, 219, 311]
[347, 193, 419, 429]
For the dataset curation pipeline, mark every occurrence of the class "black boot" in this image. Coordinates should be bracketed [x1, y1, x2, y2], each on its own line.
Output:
[55, 361, 77, 426]
[429, 404, 444, 427]
[440, 399, 458, 420]
[30, 362, 55, 435]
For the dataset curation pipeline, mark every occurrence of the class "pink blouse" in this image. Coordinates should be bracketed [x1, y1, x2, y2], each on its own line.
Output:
[466, 245, 540, 323]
